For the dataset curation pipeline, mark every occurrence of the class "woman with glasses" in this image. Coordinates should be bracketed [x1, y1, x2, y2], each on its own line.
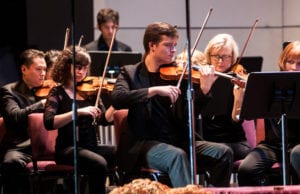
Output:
[197, 33, 251, 166]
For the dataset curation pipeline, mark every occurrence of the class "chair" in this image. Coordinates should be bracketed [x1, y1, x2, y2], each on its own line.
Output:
[0, 117, 6, 145]
[26, 113, 78, 194]
[113, 109, 172, 186]
[0, 117, 6, 194]
[113, 109, 211, 187]
[27, 113, 119, 193]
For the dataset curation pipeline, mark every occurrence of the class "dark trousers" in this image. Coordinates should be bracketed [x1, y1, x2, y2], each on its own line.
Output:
[238, 143, 283, 186]
[56, 146, 109, 194]
[195, 140, 234, 187]
[1, 147, 32, 194]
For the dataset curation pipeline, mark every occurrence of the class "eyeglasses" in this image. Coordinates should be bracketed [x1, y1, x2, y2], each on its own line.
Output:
[210, 55, 232, 62]
[285, 60, 300, 66]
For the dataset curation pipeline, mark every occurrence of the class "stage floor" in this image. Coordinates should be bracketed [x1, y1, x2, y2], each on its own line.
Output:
[202, 185, 300, 194]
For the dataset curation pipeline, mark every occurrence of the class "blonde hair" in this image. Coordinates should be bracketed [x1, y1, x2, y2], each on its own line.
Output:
[204, 33, 239, 65]
[175, 49, 206, 65]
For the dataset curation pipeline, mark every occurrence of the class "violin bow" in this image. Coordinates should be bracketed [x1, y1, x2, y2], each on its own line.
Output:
[78, 35, 84, 47]
[94, 26, 117, 108]
[234, 19, 259, 77]
[176, 8, 213, 88]
[63, 27, 70, 50]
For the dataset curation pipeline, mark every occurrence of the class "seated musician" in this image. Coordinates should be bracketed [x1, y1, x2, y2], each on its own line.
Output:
[0, 49, 47, 194]
[111, 21, 233, 187]
[238, 41, 300, 186]
[43, 46, 114, 194]
[196, 33, 252, 182]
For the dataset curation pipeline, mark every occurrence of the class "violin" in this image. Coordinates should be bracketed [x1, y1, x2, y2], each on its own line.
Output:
[160, 62, 247, 88]
[35, 79, 57, 98]
[76, 76, 115, 95]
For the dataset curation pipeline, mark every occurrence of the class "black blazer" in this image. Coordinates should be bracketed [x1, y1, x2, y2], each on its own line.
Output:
[111, 62, 204, 172]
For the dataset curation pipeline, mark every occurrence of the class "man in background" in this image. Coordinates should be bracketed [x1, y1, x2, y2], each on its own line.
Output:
[84, 8, 132, 52]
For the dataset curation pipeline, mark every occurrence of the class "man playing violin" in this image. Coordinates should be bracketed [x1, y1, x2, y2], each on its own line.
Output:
[111, 22, 233, 187]
[0, 49, 47, 194]
[197, 33, 252, 184]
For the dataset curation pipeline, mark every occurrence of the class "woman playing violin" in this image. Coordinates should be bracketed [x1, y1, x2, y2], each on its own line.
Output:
[43, 46, 114, 194]
[238, 41, 300, 186]
[198, 33, 251, 164]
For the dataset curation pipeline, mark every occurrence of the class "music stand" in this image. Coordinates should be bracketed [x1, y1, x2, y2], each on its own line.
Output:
[240, 71, 300, 185]
[88, 51, 142, 78]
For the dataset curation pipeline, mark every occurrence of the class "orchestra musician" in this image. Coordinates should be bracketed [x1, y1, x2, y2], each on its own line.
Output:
[84, 8, 132, 52]
[196, 33, 252, 183]
[44, 49, 61, 80]
[43, 46, 115, 194]
[238, 41, 300, 186]
[0, 49, 47, 194]
[111, 21, 233, 187]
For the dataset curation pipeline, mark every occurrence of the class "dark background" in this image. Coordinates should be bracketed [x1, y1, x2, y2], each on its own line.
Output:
[0, 0, 94, 87]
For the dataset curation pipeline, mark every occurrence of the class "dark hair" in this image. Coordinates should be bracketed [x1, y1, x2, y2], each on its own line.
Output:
[20, 49, 45, 68]
[51, 46, 91, 85]
[45, 50, 61, 71]
[97, 8, 119, 26]
[143, 22, 178, 57]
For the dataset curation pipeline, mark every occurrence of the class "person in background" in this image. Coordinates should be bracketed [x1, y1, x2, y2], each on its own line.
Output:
[43, 46, 115, 194]
[44, 49, 61, 80]
[0, 49, 47, 194]
[175, 49, 206, 66]
[238, 41, 300, 186]
[111, 22, 233, 188]
[84, 8, 132, 52]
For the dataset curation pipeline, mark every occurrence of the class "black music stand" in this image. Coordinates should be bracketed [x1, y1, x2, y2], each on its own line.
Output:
[240, 71, 300, 185]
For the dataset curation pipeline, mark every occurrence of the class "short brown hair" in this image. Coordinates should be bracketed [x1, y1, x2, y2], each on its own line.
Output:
[143, 22, 178, 57]
[97, 8, 119, 26]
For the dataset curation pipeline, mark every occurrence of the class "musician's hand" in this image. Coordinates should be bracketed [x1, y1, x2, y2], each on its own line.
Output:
[198, 65, 217, 94]
[78, 106, 101, 119]
[233, 84, 245, 100]
[148, 85, 181, 104]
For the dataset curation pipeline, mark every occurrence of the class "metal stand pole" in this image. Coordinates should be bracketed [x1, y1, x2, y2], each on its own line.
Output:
[185, 0, 197, 184]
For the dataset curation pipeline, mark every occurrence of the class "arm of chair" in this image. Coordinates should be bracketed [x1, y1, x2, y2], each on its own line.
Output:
[0, 117, 6, 145]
